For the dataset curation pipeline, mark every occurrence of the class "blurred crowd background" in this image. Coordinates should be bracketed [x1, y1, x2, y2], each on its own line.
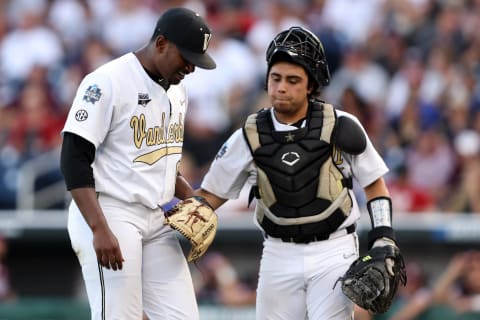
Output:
[1, 0, 480, 213]
[1, 0, 480, 319]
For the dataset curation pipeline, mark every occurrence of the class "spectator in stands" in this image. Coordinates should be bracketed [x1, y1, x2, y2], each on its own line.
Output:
[47, 0, 91, 56]
[7, 78, 64, 159]
[182, 8, 258, 180]
[354, 261, 441, 320]
[245, 0, 307, 80]
[0, 103, 19, 208]
[385, 261, 436, 320]
[391, 95, 421, 149]
[384, 49, 428, 122]
[0, 4, 9, 106]
[0, 70, 65, 209]
[54, 37, 114, 112]
[405, 127, 456, 209]
[431, 250, 480, 318]
[0, 0, 63, 90]
[338, 86, 382, 145]
[444, 130, 480, 213]
[0, 234, 15, 301]
[99, 0, 158, 55]
[319, 0, 384, 46]
[192, 251, 256, 306]
[388, 164, 436, 213]
[325, 44, 389, 111]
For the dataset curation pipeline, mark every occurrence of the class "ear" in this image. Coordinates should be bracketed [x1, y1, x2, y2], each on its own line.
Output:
[307, 81, 314, 95]
[155, 35, 168, 53]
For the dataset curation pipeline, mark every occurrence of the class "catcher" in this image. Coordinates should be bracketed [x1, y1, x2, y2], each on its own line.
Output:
[174, 26, 407, 320]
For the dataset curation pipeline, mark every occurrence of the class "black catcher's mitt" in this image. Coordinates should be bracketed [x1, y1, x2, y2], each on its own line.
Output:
[340, 245, 407, 314]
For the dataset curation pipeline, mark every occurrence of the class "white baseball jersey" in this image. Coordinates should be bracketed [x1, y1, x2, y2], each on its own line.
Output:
[64, 53, 199, 319]
[201, 108, 388, 228]
[62, 52, 187, 209]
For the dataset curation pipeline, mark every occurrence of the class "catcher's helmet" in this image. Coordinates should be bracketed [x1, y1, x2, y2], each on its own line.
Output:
[266, 27, 330, 91]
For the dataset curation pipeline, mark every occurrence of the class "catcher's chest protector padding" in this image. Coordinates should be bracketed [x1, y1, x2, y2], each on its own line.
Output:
[243, 102, 353, 238]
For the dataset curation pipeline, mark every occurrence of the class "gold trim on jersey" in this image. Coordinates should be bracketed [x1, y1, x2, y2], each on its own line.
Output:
[133, 146, 183, 165]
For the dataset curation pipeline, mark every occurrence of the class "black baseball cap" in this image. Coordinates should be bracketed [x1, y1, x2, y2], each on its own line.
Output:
[155, 7, 216, 70]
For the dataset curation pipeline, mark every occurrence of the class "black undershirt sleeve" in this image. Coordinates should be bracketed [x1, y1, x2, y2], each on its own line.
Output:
[60, 132, 96, 190]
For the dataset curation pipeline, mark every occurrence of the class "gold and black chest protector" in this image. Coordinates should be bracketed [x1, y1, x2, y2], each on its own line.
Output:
[243, 102, 363, 241]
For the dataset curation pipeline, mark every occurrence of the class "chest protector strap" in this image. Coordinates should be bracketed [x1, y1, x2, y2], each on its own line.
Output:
[243, 102, 353, 239]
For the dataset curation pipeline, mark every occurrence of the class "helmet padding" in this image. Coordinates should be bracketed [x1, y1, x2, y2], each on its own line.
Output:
[266, 27, 330, 94]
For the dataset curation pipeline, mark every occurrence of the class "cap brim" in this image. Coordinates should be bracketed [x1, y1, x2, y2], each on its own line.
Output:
[179, 48, 216, 70]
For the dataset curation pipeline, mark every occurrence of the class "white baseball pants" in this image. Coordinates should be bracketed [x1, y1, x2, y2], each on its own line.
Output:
[256, 231, 359, 320]
[67, 194, 199, 320]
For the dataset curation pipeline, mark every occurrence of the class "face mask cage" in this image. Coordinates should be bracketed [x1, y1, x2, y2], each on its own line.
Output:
[266, 27, 329, 87]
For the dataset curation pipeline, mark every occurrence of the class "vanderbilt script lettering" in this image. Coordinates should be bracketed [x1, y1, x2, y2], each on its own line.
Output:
[130, 113, 184, 165]
[130, 113, 184, 148]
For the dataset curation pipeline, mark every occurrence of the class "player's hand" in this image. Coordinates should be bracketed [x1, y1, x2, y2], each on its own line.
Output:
[92, 225, 125, 271]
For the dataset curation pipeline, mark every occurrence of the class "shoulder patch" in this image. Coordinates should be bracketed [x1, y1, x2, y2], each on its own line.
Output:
[215, 143, 228, 160]
[75, 109, 88, 121]
[83, 84, 102, 104]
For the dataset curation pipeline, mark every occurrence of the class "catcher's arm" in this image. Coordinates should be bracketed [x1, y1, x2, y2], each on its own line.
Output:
[174, 172, 194, 200]
[364, 178, 397, 250]
[340, 178, 407, 314]
[195, 188, 228, 210]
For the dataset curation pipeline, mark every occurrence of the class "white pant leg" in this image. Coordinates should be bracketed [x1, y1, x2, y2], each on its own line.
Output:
[256, 233, 358, 320]
[68, 195, 198, 320]
[142, 208, 199, 320]
[305, 233, 358, 320]
[68, 199, 145, 320]
[256, 239, 308, 320]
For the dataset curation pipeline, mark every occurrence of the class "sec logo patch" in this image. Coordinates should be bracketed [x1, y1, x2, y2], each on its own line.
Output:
[75, 109, 88, 121]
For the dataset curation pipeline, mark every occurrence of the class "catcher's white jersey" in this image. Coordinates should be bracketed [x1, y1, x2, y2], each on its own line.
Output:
[201, 108, 388, 228]
[62, 53, 187, 209]
[202, 107, 388, 319]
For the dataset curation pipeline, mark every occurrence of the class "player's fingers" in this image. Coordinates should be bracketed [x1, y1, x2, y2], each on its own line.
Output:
[96, 248, 123, 270]
[116, 258, 123, 270]
[100, 254, 111, 269]
[385, 258, 395, 276]
[109, 254, 118, 271]
[114, 249, 124, 270]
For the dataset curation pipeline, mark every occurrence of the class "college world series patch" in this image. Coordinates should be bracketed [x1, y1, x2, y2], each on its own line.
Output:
[83, 84, 102, 104]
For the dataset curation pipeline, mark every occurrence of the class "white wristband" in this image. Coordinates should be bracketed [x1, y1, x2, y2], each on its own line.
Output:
[367, 197, 392, 228]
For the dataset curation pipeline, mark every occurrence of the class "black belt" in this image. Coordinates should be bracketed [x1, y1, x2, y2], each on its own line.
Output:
[278, 224, 356, 244]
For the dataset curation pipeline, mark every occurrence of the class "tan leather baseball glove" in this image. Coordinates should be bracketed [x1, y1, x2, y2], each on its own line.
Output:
[164, 196, 218, 262]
